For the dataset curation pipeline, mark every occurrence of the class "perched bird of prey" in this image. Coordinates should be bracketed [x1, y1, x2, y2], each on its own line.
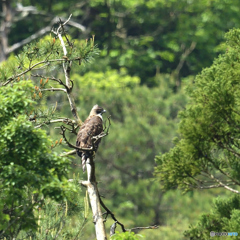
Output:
[76, 105, 106, 172]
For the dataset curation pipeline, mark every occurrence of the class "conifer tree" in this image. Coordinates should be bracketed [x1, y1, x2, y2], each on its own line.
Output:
[155, 28, 240, 237]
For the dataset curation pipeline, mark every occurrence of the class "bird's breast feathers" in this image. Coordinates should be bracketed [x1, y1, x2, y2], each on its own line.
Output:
[77, 116, 103, 144]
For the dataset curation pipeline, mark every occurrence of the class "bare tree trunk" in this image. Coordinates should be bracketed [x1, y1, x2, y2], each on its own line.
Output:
[82, 157, 107, 240]
[86, 182, 107, 240]
[0, 0, 12, 61]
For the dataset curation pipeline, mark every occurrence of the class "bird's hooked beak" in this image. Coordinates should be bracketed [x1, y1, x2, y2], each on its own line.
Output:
[102, 109, 107, 114]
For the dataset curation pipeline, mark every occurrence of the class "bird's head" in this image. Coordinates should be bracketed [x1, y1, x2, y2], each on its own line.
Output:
[89, 104, 106, 117]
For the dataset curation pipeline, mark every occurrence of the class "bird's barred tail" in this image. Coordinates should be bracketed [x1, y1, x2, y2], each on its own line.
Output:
[76, 150, 86, 172]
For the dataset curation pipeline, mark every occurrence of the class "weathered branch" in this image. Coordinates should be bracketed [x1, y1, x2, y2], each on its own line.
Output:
[78, 142, 107, 240]
[61, 149, 76, 157]
[52, 15, 72, 56]
[205, 154, 240, 186]
[175, 42, 196, 73]
[51, 15, 81, 123]
[34, 117, 76, 129]
[99, 196, 126, 232]
[4, 13, 86, 56]
[172, 41, 197, 86]
[206, 172, 240, 194]
[100, 194, 159, 236]
[127, 225, 159, 231]
[196, 183, 236, 190]
[41, 87, 67, 92]
[82, 177, 107, 240]
[6, 25, 52, 54]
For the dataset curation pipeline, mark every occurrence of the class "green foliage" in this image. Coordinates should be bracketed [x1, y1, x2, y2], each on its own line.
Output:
[155, 28, 240, 192]
[0, 81, 74, 238]
[111, 231, 144, 240]
[86, 0, 240, 84]
[6, 0, 240, 237]
[6, 0, 240, 85]
[73, 68, 140, 91]
[0, 34, 98, 85]
[184, 194, 240, 239]
[17, 176, 87, 239]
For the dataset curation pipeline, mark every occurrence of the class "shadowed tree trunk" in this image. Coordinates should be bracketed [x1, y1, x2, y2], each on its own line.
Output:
[0, 0, 12, 61]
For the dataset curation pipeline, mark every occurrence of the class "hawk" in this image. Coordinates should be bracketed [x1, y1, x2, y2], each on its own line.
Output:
[76, 105, 106, 172]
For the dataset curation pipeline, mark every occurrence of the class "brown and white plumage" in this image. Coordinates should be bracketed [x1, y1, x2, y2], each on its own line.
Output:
[76, 105, 106, 172]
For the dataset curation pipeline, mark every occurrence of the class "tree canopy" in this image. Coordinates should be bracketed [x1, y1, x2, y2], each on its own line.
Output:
[0, 81, 74, 238]
[155, 28, 240, 238]
[2, 0, 240, 239]
[2, 0, 240, 85]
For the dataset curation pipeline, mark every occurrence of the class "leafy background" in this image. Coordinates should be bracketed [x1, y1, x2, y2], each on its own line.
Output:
[1, 0, 240, 239]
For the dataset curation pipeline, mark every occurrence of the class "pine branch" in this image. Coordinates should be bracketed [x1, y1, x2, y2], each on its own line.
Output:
[2, 58, 67, 86]
[31, 74, 68, 88]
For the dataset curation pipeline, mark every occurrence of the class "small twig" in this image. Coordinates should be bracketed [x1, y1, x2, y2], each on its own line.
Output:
[103, 115, 111, 133]
[54, 219, 65, 240]
[73, 218, 88, 240]
[127, 225, 159, 231]
[91, 116, 111, 145]
[52, 14, 73, 35]
[99, 196, 126, 232]
[31, 74, 68, 88]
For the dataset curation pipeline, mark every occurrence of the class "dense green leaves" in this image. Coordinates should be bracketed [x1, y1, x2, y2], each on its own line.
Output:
[72, 68, 140, 91]
[185, 195, 240, 239]
[155, 28, 240, 192]
[0, 81, 74, 238]
[111, 231, 144, 240]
